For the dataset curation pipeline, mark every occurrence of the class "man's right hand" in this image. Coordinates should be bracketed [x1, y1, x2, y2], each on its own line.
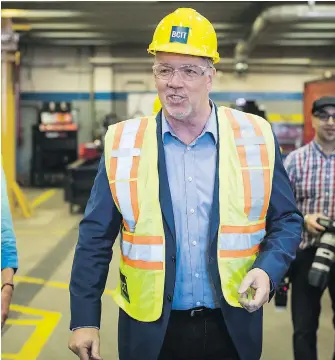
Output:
[304, 213, 329, 235]
[68, 328, 102, 360]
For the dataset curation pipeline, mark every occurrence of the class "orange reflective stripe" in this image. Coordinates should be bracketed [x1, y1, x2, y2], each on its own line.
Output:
[129, 118, 148, 223]
[245, 114, 271, 220]
[123, 232, 163, 245]
[220, 244, 260, 258]
[122, 220, 130, 232]
[109, 122, 124, 211]
[225, 108, 252, 217]
[221, 222, 265, 234]
[122, 255, 163, 270]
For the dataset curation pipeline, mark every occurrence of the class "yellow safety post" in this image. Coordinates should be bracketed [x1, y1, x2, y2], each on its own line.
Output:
[1, 18, 32, 218]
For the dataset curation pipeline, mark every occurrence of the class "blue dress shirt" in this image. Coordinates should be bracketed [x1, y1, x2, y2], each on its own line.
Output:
[162, 103, 219, 309]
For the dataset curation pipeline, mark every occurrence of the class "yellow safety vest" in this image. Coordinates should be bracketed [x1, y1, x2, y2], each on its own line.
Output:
[104, 106, 275, 322]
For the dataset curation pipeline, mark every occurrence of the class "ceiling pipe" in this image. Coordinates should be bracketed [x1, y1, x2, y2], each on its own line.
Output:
[87, 57, 335, 68]
[234, 4, 335, 64]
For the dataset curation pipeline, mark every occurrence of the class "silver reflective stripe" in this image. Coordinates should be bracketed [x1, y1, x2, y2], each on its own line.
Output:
[248, 169, 264, 221]
[110, 148, 141, 158]
[114, 119, 141, 232]
[232, 109, 255, 134]
[244, 143, 262, 168]
[231, 109, 265, 221]
[122, 241, 164, 262]
[219, 229, 265, 251]
[235, 136, 265, 146]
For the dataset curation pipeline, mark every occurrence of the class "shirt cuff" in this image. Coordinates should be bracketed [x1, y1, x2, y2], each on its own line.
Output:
[71, 326, 100, 331]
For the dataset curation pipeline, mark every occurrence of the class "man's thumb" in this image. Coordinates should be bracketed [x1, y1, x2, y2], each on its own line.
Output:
[91, 340, 102, 360]
[238, 273, 253, 294]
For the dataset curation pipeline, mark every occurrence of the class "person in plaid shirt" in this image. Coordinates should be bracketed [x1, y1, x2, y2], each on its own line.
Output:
[284, 96, 335, 360]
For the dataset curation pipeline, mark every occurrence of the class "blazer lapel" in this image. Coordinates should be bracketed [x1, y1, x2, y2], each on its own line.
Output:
[156, 111, 176, 242]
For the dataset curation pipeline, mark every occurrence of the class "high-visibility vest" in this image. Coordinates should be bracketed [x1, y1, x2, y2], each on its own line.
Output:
[104, 106, 275, 322]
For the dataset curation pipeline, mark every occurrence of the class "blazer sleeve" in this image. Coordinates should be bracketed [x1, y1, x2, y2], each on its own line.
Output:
[252, 135, 304, 290]
[69, 155, 122, 329]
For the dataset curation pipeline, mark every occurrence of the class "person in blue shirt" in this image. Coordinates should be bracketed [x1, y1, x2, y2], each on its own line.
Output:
[1, 166, 18, 328]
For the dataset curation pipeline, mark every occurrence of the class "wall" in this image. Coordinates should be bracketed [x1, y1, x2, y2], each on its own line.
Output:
[17, 45, 333, 182]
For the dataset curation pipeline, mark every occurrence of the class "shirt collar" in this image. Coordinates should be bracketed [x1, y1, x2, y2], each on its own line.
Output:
[312, 140, 335, 157]
[161, 99, 217, 144]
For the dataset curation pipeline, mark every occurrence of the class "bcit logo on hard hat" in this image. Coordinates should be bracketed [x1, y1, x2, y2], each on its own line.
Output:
[170, 26, 189, 44]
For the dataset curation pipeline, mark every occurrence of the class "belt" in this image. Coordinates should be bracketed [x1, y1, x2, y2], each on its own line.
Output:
[172, 306, 221, 318]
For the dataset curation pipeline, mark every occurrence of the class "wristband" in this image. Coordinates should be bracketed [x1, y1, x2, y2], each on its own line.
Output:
[1, 283, 14, 291]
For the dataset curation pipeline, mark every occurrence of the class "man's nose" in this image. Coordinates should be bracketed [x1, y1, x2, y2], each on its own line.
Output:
[167, 70, 183, 88]
[327, 116, 335, 125]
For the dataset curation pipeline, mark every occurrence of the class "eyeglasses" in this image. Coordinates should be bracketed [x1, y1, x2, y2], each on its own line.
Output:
[152, 64, 211, 81]
[314, 112, 335, 122]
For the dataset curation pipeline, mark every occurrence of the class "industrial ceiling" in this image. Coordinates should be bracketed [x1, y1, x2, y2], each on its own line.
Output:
[2, 1, 335, 72]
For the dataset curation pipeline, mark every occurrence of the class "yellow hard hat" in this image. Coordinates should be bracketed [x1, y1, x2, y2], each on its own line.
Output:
[148, 8, 220, 64]
[152, 96, 162, 114]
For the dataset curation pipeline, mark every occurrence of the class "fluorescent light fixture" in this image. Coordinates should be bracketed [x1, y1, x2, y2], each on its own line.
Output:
[12, 23, 32, 31]
[290, 23, 335, 30]
[211, 23, 243, 30]
[278, 32, 335, 39]
[264, 39, 334, 46]
[30, 23, 93, 30]
[1, 9, 82, 18]
[48, 39, 113, 46]
[31, 31, 108, 38]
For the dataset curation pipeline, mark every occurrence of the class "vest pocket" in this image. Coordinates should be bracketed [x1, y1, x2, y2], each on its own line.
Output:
[111, 231, 165, 322]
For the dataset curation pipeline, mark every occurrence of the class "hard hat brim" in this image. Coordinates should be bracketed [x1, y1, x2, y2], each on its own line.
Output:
[148, 43, 220, 64]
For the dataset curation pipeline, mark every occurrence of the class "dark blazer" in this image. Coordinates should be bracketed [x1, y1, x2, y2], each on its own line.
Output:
[70, 109, 303, 360]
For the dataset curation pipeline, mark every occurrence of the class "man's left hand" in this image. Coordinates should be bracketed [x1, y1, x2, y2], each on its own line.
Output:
[1, 285, 14, 328]
[238, 268, 270, 313]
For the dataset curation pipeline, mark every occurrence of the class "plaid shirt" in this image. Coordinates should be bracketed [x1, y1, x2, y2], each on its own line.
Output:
[284, 141, 335, 249]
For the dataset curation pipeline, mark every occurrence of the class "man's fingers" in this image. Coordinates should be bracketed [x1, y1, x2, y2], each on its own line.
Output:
[313, 223, 326, 232]
[238, 273, 253, 295]
[91, 340, 103, 360]
[239, 287, 268, 313]
[78, 347, 90, 360]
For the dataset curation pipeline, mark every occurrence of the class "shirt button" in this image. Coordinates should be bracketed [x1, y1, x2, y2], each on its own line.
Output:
[187, 146, 191, 151]
[171, 255, 176, 263]
[195, 273, 199, 278]
[196, 301, 201, 306]
[167, 295, 172, 302]
[325, 192, 329, 196]
[190, 208, 195, 214]
[188, 176, 193, 182]
[192, 240, 197, 246]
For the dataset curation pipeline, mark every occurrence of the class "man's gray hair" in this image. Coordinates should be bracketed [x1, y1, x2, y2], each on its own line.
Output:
[202, 57, 215, 69]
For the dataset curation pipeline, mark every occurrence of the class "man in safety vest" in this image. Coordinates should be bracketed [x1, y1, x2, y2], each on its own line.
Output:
[68, 8, 303, 360]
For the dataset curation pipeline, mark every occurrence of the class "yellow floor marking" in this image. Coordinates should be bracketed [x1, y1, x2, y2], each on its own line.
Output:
[14, 275, 114, 296]
[30, 189, 57, 209]
[1, 354, 17, 359]
[4, 304, 62, 360]
[6, 319, 41, 326]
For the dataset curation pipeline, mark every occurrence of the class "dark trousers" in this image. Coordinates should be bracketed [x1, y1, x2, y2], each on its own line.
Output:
[158, 308, 240, 360]
[290, 247, 335, 360]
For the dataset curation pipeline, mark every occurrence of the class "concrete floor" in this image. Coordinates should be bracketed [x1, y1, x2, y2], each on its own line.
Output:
[1, 188, 334, 360]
